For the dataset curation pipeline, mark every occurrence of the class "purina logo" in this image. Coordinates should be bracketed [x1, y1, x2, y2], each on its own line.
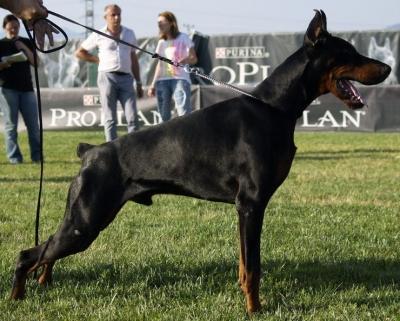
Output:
[215, 47, 269, 59]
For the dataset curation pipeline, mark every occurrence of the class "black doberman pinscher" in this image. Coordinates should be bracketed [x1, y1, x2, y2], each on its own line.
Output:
[11, 10, 390, 313]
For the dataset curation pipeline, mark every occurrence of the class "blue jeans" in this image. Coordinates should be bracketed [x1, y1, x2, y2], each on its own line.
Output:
[0, 88, 40, 163]
[155, 79, 192, 122]
[98, 72, 138, 142]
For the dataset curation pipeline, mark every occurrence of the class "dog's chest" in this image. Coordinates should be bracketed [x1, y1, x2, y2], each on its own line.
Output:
[273, 144, 297, 187]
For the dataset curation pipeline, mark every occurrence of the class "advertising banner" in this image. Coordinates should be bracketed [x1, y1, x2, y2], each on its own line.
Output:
[31, 30, 400, 88]
[1, 85, 398, 132]
[190, 30, 400, 86]
[0, 31, 399, 132]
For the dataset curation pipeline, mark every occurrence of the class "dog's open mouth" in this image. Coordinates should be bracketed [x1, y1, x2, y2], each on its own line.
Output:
[336, 79, 365, 109]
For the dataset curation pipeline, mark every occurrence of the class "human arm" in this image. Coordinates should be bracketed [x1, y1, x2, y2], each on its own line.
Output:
[147, 61, 161, 97]
[0, 61, 11, 70]
[131, 51, 143, 98]
[75, 47, 99, 64]
[15, 39, 37, 66]
[178, 47, 198, 65]
[75, 34, 99, 64]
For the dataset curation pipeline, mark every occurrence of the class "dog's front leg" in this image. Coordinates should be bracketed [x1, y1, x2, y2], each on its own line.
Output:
[237, 200, 265, 314]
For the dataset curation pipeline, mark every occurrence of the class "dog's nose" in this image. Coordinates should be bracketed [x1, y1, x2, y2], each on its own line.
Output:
[369, 62, 393, 85]
[381, 63, 392, 79]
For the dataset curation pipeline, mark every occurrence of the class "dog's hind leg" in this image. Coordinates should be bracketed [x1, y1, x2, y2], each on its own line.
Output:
[11, 220, 101, 300]
[10, 208, 113, 300]
[11, 242, 48, 299]
[11, 164, 124, 299]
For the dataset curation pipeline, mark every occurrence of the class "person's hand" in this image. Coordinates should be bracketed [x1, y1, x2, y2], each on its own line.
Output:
[3, 0, 59, 50]
[0, 61, 12, 70]
[136, 83, 143, 98]
[5, 0, 47, 21]
[14, 39, 29, 52]
[29, 19, 59, 50]
[178, 57, 188, 65]
[147, 86, 155, 97]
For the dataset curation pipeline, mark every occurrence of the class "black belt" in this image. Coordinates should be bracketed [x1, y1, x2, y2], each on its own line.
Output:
[109, 71, 129, 76]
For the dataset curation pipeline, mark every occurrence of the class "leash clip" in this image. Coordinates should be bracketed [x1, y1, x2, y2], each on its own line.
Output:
[183, 64, 200, 74]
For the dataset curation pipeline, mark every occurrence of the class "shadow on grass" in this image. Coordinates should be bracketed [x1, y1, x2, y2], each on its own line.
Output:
[262, 259, 400, 312]
[296, 148, 400, 161]
[54, 259, 236, 292]
[265, 258, 400, 288]
[41, 257, 400, 310]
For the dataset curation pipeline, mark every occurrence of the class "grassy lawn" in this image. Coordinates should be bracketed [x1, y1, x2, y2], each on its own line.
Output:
[0, 131, 399, 320]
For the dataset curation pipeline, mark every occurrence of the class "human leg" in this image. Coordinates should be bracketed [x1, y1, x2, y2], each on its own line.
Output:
[117, 74, 138, 133]
[98, 72, 118, 141]
[19, 91, 41, 162]
[0, 88, 23, 163]
[155, 80, 173, 122]
[173, 79, 192, 116]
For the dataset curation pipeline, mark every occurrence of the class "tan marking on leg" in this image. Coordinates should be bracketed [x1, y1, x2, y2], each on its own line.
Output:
[238, 249, 246, 292]
[38, 263, 54, 286]
[244, 271, 262, 314]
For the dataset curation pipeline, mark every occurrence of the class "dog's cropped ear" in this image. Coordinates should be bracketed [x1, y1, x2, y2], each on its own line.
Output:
[304, 9, 328, 46]
[77, 143, 95, 158]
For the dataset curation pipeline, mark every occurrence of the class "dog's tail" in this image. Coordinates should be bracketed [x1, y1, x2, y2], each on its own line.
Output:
[77, 143, 95, 159]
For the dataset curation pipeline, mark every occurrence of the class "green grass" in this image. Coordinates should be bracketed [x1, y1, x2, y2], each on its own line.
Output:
[0, 131, 400, 320]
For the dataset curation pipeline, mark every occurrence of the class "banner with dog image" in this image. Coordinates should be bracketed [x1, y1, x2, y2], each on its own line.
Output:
[190, 30, 399, 86]
[0, 31, 399, 132]
[29, 30, 400, 88]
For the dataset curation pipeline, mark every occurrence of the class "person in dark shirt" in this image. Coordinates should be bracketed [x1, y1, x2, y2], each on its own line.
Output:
[0, 14, 40, 164]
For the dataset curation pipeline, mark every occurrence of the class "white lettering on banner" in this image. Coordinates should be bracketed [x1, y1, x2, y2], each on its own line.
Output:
[211, 63, 271, 85]
[319, 111, 340, 127]
[137, 111, 162, 126]
[81, 111, 97, 126]
[67, 111, 82, 127]
[311, 98, 321, 105]
[301, 110, 366, 128]
[49, 108, 365, 129]
[50, 108, 162, 128]
[215, 47, 269, 59]
[238, 62, 259, 84]
[50, 108, 66, 126]
[342, 111, 365, 127]
[210, 66, 236, 84]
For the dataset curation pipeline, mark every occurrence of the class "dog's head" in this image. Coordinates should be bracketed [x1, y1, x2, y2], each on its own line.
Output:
[304, 10, 391, 109]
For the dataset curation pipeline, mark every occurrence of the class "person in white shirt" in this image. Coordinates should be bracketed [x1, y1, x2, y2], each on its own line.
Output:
[75, 3, 143, 141]
[147, 11, 197, 122]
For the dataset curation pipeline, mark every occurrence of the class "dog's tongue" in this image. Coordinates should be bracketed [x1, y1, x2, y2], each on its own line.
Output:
[340, 79, 365, 105]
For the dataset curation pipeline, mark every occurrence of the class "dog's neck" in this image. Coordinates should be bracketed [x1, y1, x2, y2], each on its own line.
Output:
[252, 47, 319, 119]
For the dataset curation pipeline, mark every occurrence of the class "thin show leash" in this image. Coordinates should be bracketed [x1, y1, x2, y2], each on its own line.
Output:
[47, 11, 259, 99]
[23, 11, 261, 252]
